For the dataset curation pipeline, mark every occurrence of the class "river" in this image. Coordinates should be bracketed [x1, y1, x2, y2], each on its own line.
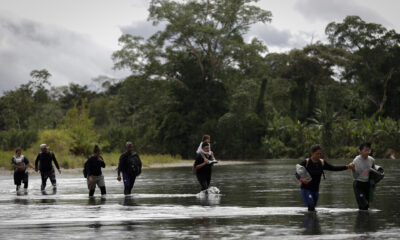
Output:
[0, 159, 399, 239]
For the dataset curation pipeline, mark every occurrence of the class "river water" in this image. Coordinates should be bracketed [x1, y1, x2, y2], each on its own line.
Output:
[0, 159, 399, 239]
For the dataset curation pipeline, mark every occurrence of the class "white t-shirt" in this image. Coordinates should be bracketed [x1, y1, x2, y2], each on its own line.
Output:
[352, 155, 375, 182]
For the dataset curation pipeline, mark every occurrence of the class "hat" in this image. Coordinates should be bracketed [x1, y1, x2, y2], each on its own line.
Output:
[40, 144, 47, 149]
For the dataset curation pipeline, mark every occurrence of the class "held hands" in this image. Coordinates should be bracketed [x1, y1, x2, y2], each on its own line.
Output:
[346, 163, 355, 170]
[58, 168, 62, 174]
[117, 175, 121, 181]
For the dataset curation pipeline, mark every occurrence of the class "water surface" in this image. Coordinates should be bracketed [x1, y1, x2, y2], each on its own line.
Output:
[0, 159, 399, 239]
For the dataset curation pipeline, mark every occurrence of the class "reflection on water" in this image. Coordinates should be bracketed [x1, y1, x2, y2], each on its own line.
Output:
[355, 211, 377, 233]
[301, 212, 321, 235]
[122, 196, 136, 206]
[0, 159, 398, 239]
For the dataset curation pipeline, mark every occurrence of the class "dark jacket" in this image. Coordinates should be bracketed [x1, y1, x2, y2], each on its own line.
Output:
[300, 159, 347, 192]
[194, 154, 212, 176]
[85, 156, 105, 176]
[118, 151, 142, 176]
[35, 152, 60, 172]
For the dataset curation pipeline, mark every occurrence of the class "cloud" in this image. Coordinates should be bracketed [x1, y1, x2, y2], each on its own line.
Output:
[0, 13, 126, 94]
[248, 24, 317, 52]
[120, 20, 165, 39]
[294, 0, 389, 26]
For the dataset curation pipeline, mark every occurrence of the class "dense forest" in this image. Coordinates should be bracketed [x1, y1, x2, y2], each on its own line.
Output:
[1, 0, 400, 160]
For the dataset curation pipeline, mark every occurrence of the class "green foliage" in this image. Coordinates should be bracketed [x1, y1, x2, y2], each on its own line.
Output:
[63, 100, 102, 156]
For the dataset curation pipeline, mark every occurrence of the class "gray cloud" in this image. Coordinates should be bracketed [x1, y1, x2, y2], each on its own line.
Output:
[294, 0, 389, 26]
[249, 24, 315, 51]
[250, 24, 292, 47]
[0, 13, 125, 94]
[120, 20, 165, 39]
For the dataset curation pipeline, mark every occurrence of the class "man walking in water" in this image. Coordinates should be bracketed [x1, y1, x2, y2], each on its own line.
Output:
[298, 144, 353, 211]
[35, 144, 61, 191]
[351, 142, 375, 210]
[193, 142, 214, 191]
[117, 142, 142, 195]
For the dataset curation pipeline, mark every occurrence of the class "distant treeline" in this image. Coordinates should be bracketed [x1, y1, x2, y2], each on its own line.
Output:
[1, 1, 400, 159]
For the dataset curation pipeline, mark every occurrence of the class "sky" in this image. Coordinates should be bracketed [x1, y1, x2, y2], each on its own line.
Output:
[0, 0, 399, 93]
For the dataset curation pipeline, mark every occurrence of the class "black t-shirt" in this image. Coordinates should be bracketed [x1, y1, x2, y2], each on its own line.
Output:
[194, 154, 212, 176]
[85, 156, 105, 176]
[35, 152, 60, 172]
[300, 159, 347, 191]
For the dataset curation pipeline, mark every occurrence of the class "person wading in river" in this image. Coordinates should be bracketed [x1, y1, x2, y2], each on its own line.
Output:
[84, 145, 106, 197]
[351, 142, 376, 210]
[35, 144, 61, 192]
[117, 142, 142, 195]
[298, 144, 354, 211]
[193, 142, 215, 191]
[11, 148, 34, 192]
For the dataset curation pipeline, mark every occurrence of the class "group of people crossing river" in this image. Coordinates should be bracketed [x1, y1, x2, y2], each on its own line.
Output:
[10, 134, 383, 212]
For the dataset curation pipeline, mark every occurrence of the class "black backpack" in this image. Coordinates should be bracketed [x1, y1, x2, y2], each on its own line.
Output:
[127, 152, 142, 177]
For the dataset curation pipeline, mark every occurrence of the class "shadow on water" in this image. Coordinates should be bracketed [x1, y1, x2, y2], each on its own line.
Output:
[301, 212, 321, 235]
[123, 221, 138, 231]
[122, 195, 137, 206]
[41, 188, 57, 195]
[195, 217, 216, 239]
[88, 222, 102, 231]
[355, 211, 377, 234]
[14, 198, 29, 205]
[88, 197, 107, 205]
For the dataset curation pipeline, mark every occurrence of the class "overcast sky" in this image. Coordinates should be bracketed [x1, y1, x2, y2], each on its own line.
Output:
[0, 0, 399, 93]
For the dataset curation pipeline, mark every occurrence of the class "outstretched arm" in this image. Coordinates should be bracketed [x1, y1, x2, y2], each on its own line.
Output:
[52, 153, 61, 173]
[323, 161, 349, 171]
[35, 154, 40, 172]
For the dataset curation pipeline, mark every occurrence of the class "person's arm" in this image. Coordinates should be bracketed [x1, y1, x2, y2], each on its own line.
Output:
[200, 152, 208, 162]
[24, 157, 34, 169]
[117, 154, 124, 181]
[85, 159, 92, 177]
[211, 152, 216, 160]
[51, 153, 61, 173]
[195, 156, 208, 170]
[98, 156, 105, 168]
[136, 154, 142, 175]
[323, 160, 349, 171]
[35, 154, 39, 172]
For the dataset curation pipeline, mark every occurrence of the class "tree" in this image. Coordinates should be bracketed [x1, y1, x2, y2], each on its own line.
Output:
[112, 0, 272, 158]
[63, 99, 101, 156]
[326, 16, 400, 117]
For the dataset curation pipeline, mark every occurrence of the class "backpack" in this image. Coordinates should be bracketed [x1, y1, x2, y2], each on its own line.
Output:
[127, 152, 142, 177]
